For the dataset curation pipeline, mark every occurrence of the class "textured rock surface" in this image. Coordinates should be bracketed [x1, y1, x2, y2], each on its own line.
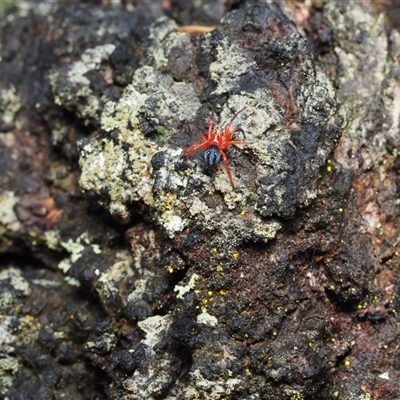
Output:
[1, 1, 400, 399]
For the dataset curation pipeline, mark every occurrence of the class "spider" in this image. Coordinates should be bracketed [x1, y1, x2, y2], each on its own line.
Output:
[183, 109, 249, 186]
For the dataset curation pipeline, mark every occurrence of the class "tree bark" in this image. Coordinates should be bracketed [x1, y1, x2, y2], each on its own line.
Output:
[0, 1, 399, 399]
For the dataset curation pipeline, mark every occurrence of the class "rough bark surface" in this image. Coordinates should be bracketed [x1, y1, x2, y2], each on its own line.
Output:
[0, 1, 399, 399]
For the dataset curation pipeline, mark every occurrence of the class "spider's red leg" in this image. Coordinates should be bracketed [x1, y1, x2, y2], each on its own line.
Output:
[207, 118, 215, 139]
[219, 150, 235, 187]
[183, 142, 207, 157]
[222, 127, 249, 147]
[218, 132, 249, 150]
[184, 133, 209, 157]
[224, 108, 247, 133]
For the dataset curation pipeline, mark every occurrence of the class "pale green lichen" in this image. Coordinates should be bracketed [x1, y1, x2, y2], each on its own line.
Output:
[197, 307, 218, 327]
[44, 229, 61, 250]
[174, 273, 199, 299]
[0, 268, 30, 295]
[31, 279, 62, 289]
[0, 191, 21, 236]
[0, 86, 21, 125]
[0, 356, 19, 396]
[58, 232, 101, 280]
[189, 198, 208, 217]
[160, 211, 187, 238]
[137, 314, 171, 345]
[85, 332, 117, 352]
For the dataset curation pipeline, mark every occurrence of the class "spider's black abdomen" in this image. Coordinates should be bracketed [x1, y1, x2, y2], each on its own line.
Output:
[204, 145, 221, 167]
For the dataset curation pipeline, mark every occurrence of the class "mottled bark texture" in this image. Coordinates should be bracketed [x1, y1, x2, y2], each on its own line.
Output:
[0, 1, 399, 399]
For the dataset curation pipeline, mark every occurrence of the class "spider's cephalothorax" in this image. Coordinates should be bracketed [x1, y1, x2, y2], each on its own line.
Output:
[183, 109, 249, 186]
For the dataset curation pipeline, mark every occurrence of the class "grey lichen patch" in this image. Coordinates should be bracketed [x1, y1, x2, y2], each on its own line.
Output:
[121, 315, 175, 400]
[0, 311, 44, 395]
[95, 254, 134, 316]
[222, 94, 280, 142]
[147, 17, 179, 70]
[159, 210, 187, 238]
[125, 267, 155, 310]
[101, 65, 200, 135]
[0, 278, 45, 398]
[209, 37, 257, 96]
[147, 17, 199, 82]
[0, 317, 17, 355]
[50, 44, 116, 120]
[328, 4, 397, 164]
[131, 65, 201, 135]
[188, 369, 243, 399]
[296, 67, 337, 124]
[0, 268, 30, 312]
[324, 2, 400, 244]
[79, 65, 201, 221]
[0, 191, 22, 255]
[137, 314, 171, 348]
[79, 129, 155, 216]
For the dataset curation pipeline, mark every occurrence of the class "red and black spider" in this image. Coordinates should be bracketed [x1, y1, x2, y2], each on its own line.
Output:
[183, 109, 249, 186]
